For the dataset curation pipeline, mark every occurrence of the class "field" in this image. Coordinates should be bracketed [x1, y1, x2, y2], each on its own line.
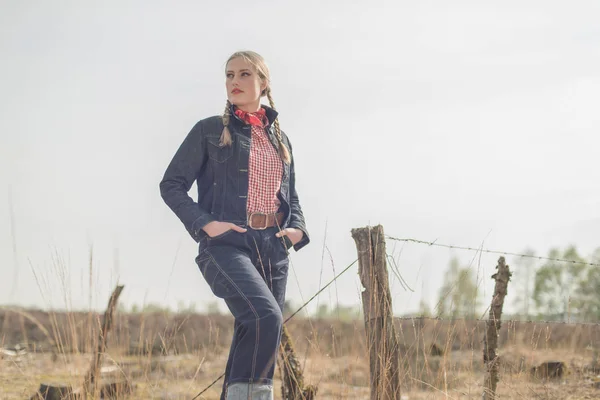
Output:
[2, 309, 600, 399]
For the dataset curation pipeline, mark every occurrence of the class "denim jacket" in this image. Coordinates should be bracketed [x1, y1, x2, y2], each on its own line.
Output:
[159, 104, 310, 252]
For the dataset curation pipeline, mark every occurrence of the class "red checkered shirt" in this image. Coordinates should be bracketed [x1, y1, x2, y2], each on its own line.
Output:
[235, 109, 283, 216]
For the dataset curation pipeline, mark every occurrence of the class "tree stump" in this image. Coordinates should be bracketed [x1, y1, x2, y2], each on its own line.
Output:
[31, 384, 82, 400]
[99, 379, 135, 399]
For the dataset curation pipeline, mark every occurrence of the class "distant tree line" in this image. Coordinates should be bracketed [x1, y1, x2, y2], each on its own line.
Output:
[431, 245, 600, 322]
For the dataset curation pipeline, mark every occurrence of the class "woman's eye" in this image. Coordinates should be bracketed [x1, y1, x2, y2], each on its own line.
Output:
[226, 73, 234, 79]
[241, 72, 250, 77]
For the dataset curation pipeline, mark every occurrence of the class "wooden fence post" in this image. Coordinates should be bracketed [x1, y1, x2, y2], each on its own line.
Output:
[351, 225, 400, 400]
[482, 257, 512, 400]
[279, 325, 317, 399]
[84, 284, 125, 399]
[31, 285, 128, 400]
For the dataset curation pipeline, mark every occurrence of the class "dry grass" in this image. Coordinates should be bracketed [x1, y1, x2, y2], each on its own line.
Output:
[2, 309, 600, 399]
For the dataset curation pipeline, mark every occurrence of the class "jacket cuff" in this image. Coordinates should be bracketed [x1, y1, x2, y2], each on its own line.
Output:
[190, 214, 217, 242]
[290, 226, 310, 252]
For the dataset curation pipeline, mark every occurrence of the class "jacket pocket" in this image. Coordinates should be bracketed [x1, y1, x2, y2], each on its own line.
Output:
[207, 137, 233, 163]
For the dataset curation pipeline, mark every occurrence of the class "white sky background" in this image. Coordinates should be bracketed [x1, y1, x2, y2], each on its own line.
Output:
[1, 1, 600, 315]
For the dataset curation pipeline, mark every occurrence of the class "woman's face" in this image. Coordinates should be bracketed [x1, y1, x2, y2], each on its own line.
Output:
[226, 57, 267, 112]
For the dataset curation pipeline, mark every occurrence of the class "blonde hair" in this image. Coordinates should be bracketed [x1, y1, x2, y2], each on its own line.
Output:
[220, 51, 291, 164]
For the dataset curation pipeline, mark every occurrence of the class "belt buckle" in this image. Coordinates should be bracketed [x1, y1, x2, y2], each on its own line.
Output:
[249, 212, 268, 230]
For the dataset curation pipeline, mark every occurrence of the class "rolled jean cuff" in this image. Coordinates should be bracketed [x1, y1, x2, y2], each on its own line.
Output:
[227, 377, 273, 386]
[226, 382, 273, 400]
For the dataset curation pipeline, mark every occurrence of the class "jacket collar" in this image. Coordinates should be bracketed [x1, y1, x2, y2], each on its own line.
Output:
[229, 103, 278, 129]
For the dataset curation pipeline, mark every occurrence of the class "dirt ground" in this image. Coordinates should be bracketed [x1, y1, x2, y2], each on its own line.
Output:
[2, 311, 600, 399]
[2, 347, 600, 399]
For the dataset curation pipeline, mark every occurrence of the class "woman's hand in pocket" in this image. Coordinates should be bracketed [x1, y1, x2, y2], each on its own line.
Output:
[275, 228, 304, 246]
[203, 221, 247, 238]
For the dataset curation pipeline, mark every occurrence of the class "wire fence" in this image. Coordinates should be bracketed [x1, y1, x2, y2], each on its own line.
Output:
[386, 235, 600, 267]
[391, 315, 600, 327]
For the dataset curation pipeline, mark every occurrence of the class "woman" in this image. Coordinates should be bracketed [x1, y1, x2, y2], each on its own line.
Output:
[159, 51, 309, 400]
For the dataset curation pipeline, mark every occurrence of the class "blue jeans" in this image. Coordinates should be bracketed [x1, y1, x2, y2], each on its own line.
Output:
[195, 226, 290, 399]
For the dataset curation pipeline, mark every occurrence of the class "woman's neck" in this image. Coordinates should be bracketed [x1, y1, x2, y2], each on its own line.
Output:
[235, 102, 262, 113]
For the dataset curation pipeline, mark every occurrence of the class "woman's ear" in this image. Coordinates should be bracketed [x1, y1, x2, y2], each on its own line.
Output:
[261, 83, 269, 97]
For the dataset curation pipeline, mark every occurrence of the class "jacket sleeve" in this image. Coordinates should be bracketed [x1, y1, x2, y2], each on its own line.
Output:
[159, 121, 216, 242]
[286, 137, 310, 251]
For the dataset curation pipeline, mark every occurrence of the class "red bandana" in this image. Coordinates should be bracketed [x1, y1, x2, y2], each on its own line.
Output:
[234, 107, 268, 127]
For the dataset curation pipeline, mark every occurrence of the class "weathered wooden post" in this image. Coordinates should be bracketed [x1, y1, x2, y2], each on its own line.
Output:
[84, 284, 127, 399]
[279, 325, 317, 399]
[31, 285, 128, 400]
[351, 225, 400, 400]
[482, 257, 512, 400]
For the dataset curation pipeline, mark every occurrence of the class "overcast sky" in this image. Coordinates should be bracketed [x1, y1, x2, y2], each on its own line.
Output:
[1, 1, 600, 316]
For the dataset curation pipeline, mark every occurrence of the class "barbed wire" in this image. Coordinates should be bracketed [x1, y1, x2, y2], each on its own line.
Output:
[386, 236, 600, 267]
[392, 315, 600, 327]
